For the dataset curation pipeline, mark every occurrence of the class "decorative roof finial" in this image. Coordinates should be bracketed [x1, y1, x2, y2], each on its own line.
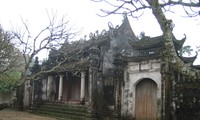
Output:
[108, 22, 114, 29]
[123, 11, 128, 19]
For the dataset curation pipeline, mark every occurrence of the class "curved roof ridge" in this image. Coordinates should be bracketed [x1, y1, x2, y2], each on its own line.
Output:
[117, 15, 139, 41]
[180, 53, 197, 65]
[172, 34, 186, 51]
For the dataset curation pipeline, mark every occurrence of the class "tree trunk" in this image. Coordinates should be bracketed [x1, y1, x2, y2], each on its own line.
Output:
[147, 0, 200, 79]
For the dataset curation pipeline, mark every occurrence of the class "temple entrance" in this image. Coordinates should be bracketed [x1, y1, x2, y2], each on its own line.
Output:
[62, 73, 80, 102]
[61, 72, 89, 104]
[135, 78, 157, 120]
[69, 78, 80, 100]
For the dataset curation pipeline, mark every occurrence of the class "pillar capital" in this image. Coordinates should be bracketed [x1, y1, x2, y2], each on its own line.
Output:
[81, 71, 86, 76]
[59, 74, 64, 77]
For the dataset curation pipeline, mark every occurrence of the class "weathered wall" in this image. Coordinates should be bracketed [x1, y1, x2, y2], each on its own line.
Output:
[0, 91, 16, 104]
[121, 59, 162, 119]
[41, 78, 47, 100]
[102, 28, 134, 76]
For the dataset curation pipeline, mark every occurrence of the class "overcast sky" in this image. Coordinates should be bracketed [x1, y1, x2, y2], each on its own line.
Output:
[0, 0, 199, 63]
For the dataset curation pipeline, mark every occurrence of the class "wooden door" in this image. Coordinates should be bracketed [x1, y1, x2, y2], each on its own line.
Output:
[70, 78, 80, 100]
[135, 79, 157, 120]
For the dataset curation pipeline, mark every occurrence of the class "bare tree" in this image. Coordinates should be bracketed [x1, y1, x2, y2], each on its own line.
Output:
[14, 13, 77, 82]
[12, 12, 80, 109]
[92, 0, 200, 78]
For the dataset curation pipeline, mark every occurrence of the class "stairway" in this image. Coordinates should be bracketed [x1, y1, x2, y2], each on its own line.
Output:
[31, 102, 93, 120]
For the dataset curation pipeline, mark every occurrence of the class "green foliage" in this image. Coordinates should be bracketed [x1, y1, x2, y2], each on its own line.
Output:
[30, 57, 41, 75]
[0, 25, 23, 93]
[0, 25, 23, 74]
[0, 71, 21, 92]
[181, 45, 193, 56]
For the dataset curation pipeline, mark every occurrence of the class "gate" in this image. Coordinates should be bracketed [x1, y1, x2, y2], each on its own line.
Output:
[135, 78, 157, 120]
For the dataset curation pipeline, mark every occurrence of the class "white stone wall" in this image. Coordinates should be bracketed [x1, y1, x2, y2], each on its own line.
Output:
[121, 59, 162, 119]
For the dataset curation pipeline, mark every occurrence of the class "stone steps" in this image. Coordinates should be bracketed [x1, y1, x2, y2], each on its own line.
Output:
[31, 102, 93, 120]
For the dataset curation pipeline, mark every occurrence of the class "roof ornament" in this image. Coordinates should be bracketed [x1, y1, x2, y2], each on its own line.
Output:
[95, 30, 99, 37]
[89, 32, 95, 39]
[84, 35, 87, 40]
[101, 29, 107, 36]
[123, 11, 128, 19]
[115, 25, 119, 29]
[108, 22, 114, 29]
[64, 36, 69, 44]
[140, 32, 145, 39]
[182, 34, 187, 40]
[195, 51, 198, 57]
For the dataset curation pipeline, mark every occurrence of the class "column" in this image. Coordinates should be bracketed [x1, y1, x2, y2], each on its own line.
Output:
[58, 75, 64, 101]
[88, 67, 94, 111]
[47, 75, 53, 100]
[31, 80, 35, 109]
[23, 80, 31, 109]
[80, 71, 86, 104]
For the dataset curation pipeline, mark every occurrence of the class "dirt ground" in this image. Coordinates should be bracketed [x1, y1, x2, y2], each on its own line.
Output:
[0, 109, 57, 120]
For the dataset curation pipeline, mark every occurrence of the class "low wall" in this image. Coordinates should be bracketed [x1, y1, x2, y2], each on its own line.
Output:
[0, 91, 16, 109]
